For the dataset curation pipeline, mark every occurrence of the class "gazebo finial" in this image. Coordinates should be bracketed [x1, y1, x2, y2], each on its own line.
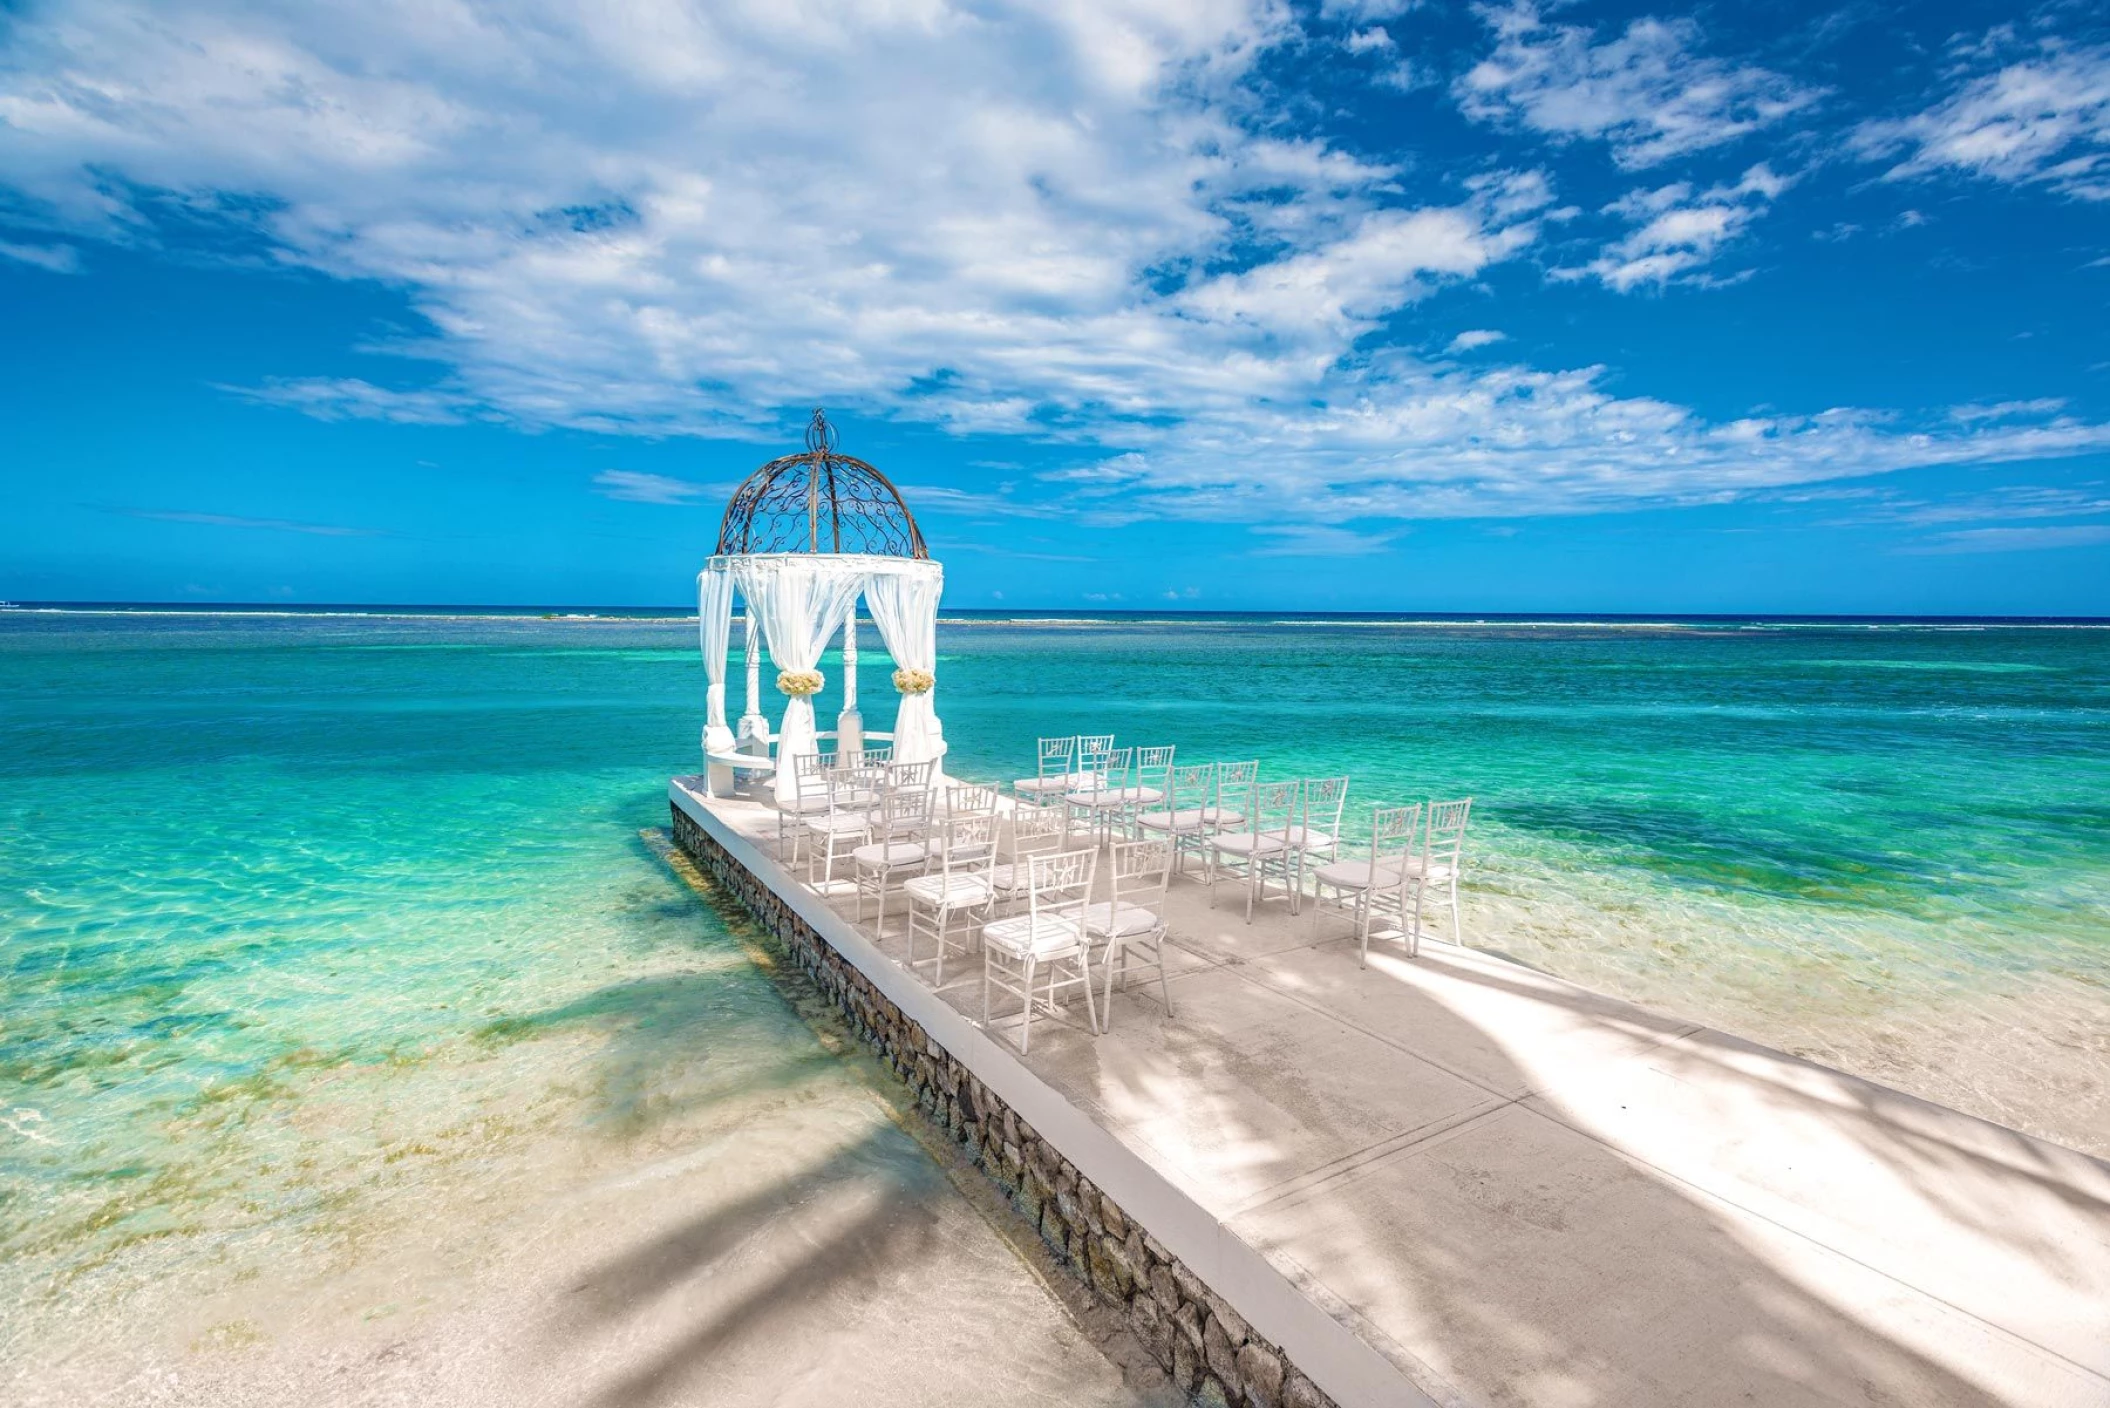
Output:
[804, 406, 838, 455]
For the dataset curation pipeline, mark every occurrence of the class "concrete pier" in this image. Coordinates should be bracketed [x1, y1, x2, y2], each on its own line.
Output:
[670, 778, 2110, 1408]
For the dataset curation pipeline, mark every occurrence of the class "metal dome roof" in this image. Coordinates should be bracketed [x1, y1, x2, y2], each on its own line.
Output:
[714, 408, 928, 559]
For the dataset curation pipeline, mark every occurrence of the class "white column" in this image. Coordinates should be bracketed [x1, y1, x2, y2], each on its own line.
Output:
[835, 600, 865, 754]
[736, 605, 770, 760]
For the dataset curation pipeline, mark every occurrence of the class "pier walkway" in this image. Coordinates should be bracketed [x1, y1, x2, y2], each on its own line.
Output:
[673, 780, 2110, 1408]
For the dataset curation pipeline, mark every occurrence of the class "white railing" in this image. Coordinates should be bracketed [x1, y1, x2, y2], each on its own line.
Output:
[704, 729, 897, 776]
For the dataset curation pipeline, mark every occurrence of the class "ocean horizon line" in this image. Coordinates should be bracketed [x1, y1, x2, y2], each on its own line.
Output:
[7, 599, 2110, 629]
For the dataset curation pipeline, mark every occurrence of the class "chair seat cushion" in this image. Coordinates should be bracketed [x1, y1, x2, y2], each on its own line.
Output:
[1314, 859, 1404, 889]
[1201, 808, 1243, 828]
[852, 841, 928, 868]
[806, 813, 874, 835]
[982, 913, 1085, 958]
[1400, 857, 1456, 883]
[1286, 826, 1334, 851]
[782, 792, 835, 815]
[1136, 808, 1207, 832]
[1212, 833, 1288, 856]
[904, 873, 992, 906]
[1082, 901, 1162, 939]
[1020, 771, 1100, 793]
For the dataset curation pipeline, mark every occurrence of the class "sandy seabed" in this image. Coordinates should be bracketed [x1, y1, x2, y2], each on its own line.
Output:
[2, 954, 1175, 1408]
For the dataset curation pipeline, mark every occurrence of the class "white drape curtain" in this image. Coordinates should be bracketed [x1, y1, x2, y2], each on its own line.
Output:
[735, 556, 867, 803]
[697, 567, 735, 757]
[864, 560, 945, 770]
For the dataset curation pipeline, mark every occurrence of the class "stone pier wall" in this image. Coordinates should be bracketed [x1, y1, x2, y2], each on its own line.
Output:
[671, 803, 1338, 1408]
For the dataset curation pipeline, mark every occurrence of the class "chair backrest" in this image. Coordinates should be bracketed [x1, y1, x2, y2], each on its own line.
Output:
[1424, 798, 1472, 871]
[1248, 778, 1304, 840]
[1082, 745, 1132, 797]
[1134, 745, 1176, 794]
[1008, 802, 1069, 858]
[827, 763, 885, 817]
[1302, 775, 1351, 835]
[1076, 733, 1115, 755]
[792, 750, 838, 803]
[1212, 759, 1259, 816]
[1109, 837, 1174, 915]
[946, 782, 1000, 817]
[848, 745, 893, 766]
[1027, 847, 1098, 922]
[872, 782, 931, 840]
[1166, 761, 1216, 813]
[936, 812, 999, 873]
[1075, 739, 1120, 790]
[1368, 803, 1423, 882]
[884, 758, 935, 794]
[1034, 735, 1077, 784]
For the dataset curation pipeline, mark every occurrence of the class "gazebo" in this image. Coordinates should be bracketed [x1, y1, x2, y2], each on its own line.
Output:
[696, 409, 945, 803]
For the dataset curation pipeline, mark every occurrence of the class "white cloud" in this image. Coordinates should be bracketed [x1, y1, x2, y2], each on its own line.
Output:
[1909, 524, 2110, 554]
[592, 469, 712, 505]
[1854, 41, 2110, 202]
[1455, 4, 1821, 168]
[1446, 329, 1505, 352]
[1568, 164, 1789, 291]
[1372, 60, 1427, 92]
[1091, 378, 2110, 523]
[1343, 27, 1394, 55]
[1251, 524, 1396, 555]
[118, 508, 377, 536]
[219, 377, 477, 424]
[0, 239, 79, 271]
[1949, 398, 2068, 424]
[0, 1, 2102, 532]
[1879, 484, 2110, 526]
[1319, 0, 1418, 19]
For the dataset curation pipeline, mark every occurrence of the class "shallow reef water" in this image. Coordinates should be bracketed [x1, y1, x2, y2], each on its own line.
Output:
[2, 609, 2105, 1379]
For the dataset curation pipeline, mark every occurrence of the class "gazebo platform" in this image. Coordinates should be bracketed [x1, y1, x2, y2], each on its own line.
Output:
[668, 778, 2110, 1408]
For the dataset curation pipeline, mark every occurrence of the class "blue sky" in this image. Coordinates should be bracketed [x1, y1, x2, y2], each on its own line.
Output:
[2, 0, 2108, 613]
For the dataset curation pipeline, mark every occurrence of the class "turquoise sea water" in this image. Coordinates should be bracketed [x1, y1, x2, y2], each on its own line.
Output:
[4, 609, 2108, 1324]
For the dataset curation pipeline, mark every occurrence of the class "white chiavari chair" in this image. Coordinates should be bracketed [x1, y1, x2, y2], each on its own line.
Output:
[1112, 745, 1177, 838]
[1205, 760, 1258, 833]
[904, 811, 999, 989]
[1136, 761, 1217, 876]
[806, 762, 884, 887]
[778, 749, 838, 863]
[1064, 745, 1132, 845]
[1289, 774, 1350, 897]
[1406, 798, 1473, 954]
[1086, 837, 1175, 1028]
[1206, 778, 1304, 921]
[852, 782, 935, 932]
[1312, 803, 1422, 966]
[1012, 735, 1079, 802]
[981, 847, 1100, 1053]
[988, 803, 1069, 914]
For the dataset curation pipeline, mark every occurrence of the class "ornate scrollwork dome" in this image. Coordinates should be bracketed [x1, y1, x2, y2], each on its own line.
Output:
[714, 408, 928, 559]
